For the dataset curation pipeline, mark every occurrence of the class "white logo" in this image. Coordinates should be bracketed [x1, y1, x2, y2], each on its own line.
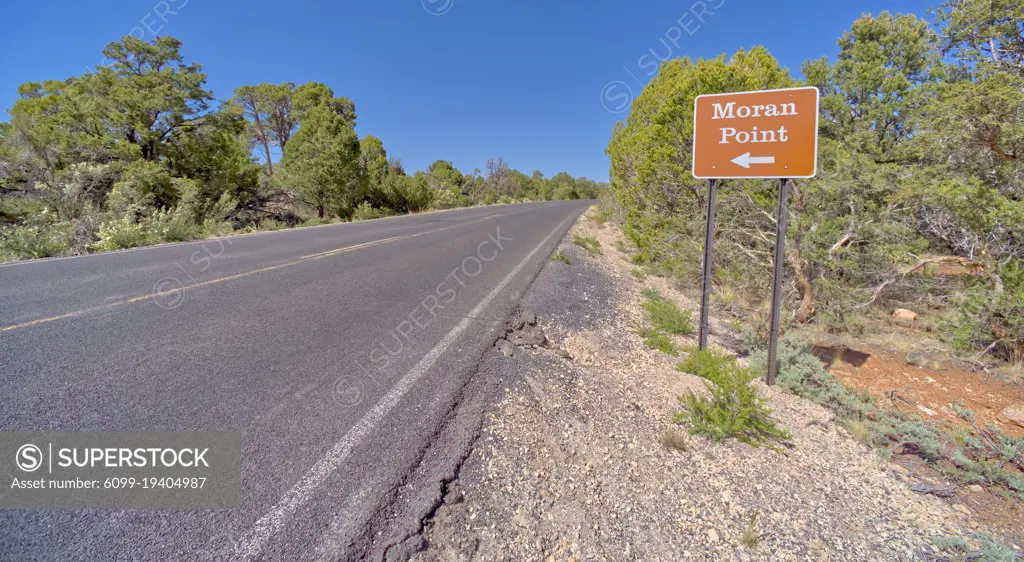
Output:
[16, 444, 43, 472]
[422, 0, 454, 16]
[152, 277, 187, 310]
[600, 81, 633, 114]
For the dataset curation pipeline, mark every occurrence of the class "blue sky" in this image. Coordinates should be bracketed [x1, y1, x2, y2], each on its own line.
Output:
[1, 0, 935, 181]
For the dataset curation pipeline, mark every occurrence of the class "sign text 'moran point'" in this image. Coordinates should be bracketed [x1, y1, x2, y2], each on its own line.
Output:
[712, 101, 798, 145]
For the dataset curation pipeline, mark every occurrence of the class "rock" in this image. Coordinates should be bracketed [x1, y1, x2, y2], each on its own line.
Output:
[889, 464, 912, 478]
[555, 349, 572, 360]
[514, 310, 537, 330]
[967, 484, 984, 493]
[499, 340, 515, 357]
[510, 326, 547, 348]
[707, 528, 720, 543]
[893, 308, 918, 323]
[917, 404, 938, 417]
[905, 350, 927, 366]
[997, 404, 1024, 428]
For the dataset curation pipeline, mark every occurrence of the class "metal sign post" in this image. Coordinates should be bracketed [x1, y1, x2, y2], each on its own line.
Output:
[698, 179, 719, 350]
[690, 86, 819, 385]
[765, 178, 790, 386]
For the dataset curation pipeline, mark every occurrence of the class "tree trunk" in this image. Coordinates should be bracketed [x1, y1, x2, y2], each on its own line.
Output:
[261, 135, 275, 176]
[788, 183, 814, 323]
[788, 252, 815, 323]
[245, 93, 274, 176]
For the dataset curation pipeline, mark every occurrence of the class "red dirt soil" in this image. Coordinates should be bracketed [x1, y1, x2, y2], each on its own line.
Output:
[828, 347, 1024, 438]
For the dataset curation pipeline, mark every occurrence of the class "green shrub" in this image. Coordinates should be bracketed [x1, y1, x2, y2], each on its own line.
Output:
[637, 326, 679, 355]
[677, 346, 735, 379]
[930, 534, 1018, 562]
[200, 219, 235, 238]
[260, 219, 286, 231]
[642, 289, 694, 335]
[551, 250, 570, 264]
[880, 419, 944, 460]
[572, 234, 602, 255]
[751, 338, 1024, 496]
[950, 262, 1024, 362]
[0, 221, 73, 260]
[300, 217, 334, 227]
[674, 349, 791, 450]
[91, 215, 155, 251]
[751, 338, 862, 419]
[432, 187, 471, 209]
[352, 201, 396, 221]
[0, 195, 50, 225]
[148, 208, 201, 242]
[106, 160, 176, 214]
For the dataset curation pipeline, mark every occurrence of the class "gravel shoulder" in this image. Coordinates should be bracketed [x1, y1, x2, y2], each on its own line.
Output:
[412, 210, 1005, 561]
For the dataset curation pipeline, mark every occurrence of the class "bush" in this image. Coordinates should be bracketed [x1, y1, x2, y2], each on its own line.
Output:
[637, 326, 679, 355]
[91, 215, 155, 251]
[0, 220, 73, 260]
[0, 195, 49, 226]
[46, 162, 119, 218]
[106, 160, 176, 214]
[352, 201, 396, 221]
[148, 208, 201, 242]
[572, 234, 602, 255]
[950, 262, 1024, 362]
[677, 346, 735, 379]
[674, 348, 791, 450]
[432, 187, 471, 210]
[200, 219, 235, 238]
[751, 338, 862, 419]
[751, 338, 1024, 497]
[642, 289, 694, 335]
[551, 250, 570, 264]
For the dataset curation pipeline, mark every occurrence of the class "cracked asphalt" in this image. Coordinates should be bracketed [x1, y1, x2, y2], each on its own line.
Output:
[0, 200, 589, 560]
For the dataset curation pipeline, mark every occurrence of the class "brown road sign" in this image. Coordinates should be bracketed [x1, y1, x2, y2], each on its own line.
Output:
[692, 86, 819, 179]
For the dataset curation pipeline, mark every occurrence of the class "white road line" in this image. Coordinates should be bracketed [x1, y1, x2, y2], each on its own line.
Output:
[231, 213, 576, 559]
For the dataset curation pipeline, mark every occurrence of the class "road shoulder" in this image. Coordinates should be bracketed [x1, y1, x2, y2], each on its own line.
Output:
[412, 209, 997, 560]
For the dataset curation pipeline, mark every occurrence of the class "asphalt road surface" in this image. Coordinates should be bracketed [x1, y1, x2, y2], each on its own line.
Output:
[0, 200, 590, 559]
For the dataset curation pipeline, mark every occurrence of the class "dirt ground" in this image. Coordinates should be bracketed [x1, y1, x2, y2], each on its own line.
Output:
[413, 210, 1021, 561]
[799, 339, 1024, 545]
[827, 346, 1024, 438]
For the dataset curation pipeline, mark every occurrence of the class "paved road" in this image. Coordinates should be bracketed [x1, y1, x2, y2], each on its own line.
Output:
[0, 200, 590, 559]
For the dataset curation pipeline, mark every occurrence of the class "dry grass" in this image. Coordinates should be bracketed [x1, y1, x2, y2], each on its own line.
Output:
[661, 428, 690, 452]
[739, 512, 762, 549]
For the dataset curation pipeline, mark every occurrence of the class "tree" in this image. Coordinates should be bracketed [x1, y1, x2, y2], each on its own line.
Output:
[232, 84, 279, 175]
[425, 160, 464, 192]
[232, 82, 355, 177]
[97, 36, 213, 162]
[165, 105, 260, 208]
[282, 104, 361, 218]
[529, 170, 551, 200]
[608, 47, 792, 256]
[550, 172, 578, 200]
[359, 135, 389, 192]
[264, 83, 297, 150]
[387, 156, 406, 176]
[293, 82, 357, 129]
[935, 0, 1024, 75]
[485, 157, 511, 195]
[821, 12, 943, 162]
[5, 35, 212, 176]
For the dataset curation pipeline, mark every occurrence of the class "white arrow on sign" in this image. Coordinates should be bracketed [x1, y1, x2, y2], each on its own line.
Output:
[731, 152, 776, 169]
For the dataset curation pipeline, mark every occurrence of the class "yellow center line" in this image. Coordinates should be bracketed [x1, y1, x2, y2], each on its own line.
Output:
[1, 213, 510, 333]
